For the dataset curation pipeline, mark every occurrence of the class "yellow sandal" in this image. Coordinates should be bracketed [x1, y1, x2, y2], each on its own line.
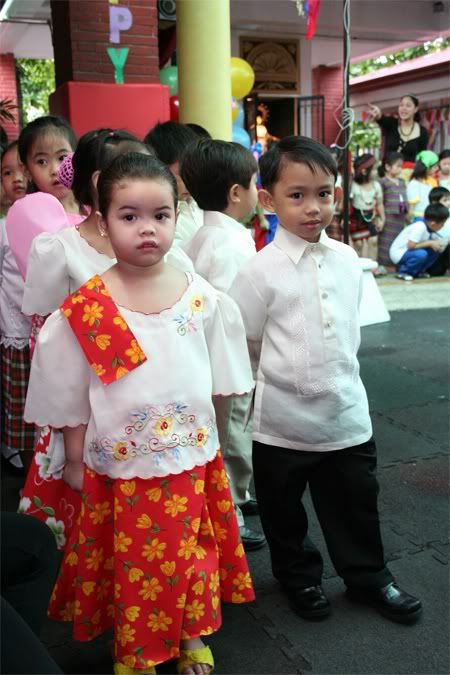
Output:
[176, 645, 214, 674]
[113, 663, 156, 675]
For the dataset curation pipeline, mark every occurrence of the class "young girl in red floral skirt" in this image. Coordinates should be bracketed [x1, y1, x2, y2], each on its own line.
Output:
[24, 153, 255, 674]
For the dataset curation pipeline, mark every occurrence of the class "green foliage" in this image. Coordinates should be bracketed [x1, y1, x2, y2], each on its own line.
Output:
[17, 59, 55, 124]
[350, 121, 381, 155]
[351, 37, 450, 77]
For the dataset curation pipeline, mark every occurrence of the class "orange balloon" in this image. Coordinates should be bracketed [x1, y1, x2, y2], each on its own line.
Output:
[230, 57, 255, 99]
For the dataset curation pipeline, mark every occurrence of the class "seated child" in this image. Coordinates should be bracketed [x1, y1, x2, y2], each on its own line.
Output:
[390, 202, 448, 281]
[181, 139, 266, 551]
[230, 135, 422, 625]
[145, 121, 203, 245]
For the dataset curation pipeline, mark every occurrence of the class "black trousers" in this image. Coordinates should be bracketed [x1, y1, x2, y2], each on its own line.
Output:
[253, 438, 393, 591]
[428, 245, 449, 277]
[1, 512, 62, 674]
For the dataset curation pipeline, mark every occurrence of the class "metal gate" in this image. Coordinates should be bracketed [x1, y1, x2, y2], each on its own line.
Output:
[297, 95, 325, 143]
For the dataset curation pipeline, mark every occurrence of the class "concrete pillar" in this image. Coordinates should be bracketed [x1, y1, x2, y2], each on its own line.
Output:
[177, 0, 232, 140]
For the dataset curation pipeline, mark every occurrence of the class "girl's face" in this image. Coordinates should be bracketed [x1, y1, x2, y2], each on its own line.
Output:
[99, 177, 176, 268]
[385, 159, 403, 178]
[1, 147, 27, 204]
[440, 157, 450, 176]
[428, 163, 439, 178]
[398, 97, 418, 122]
[25, 131, 74, 200]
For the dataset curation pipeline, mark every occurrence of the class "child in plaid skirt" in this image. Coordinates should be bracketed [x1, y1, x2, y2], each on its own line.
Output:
[0, 141, 34, 472]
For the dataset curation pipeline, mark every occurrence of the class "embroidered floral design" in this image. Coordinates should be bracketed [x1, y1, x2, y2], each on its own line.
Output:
[190, 295, 204, 313]
[173, 295, 203, 336]
[152, 416, 173, 436]
[112, 441, 130, 462]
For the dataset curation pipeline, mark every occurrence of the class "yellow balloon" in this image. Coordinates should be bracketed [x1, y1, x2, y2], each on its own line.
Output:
[230, 57, 255, 100]
[231, 98, 239, 122]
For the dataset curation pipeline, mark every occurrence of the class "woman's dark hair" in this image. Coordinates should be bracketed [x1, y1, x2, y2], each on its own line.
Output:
[259, 135, 337, 192]
[411, 160, 428, 181]
[18, 115, 77, 164]
[353, 153, 376, 185]
[439, 149, 450, 161]
[400, 94, 421, 123]
[180, 139, 257, 211]
[429, 186, 450, 204]
[186, 123, 212, 139]
[144, 121, 198, 166]
[97, 152, 178, 217]
[72, 129, 152, 207]
[424, 202, 449, 224]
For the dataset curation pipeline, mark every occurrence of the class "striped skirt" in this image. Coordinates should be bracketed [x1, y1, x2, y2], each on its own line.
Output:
[0, 344, 35, 460]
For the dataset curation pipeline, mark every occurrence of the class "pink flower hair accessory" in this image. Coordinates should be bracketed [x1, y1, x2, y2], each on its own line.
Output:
[58, 152, 74, 188]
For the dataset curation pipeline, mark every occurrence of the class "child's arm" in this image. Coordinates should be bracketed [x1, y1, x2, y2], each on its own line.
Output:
[375, 186, 385, 232]
[407, 238, 444, 252]
[63, 424, 87, 491]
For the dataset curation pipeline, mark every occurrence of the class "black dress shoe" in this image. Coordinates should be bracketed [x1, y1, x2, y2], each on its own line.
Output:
[240, 498, 259, 517]
[239, 525, 266, 551]
[287, 585, 331, 620]
[346, 582, 422, 624]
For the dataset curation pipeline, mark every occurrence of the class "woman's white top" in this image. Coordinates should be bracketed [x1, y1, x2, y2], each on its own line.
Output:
[350, 181, 382, 211]
[0, 219, 31, 346]
[229, 226, 372, 453]
[184, 211, 256, 292]
[406, 180, 431, 219]
[22, 226, 194, 316]
[24, 274, 253, 480]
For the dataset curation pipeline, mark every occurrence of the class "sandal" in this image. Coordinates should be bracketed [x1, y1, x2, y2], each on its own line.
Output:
[113, 663, 156, 675]
[176, 646, 214, 674]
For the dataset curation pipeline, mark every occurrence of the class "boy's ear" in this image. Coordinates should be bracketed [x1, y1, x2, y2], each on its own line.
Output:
[96, 211, 108, 238]
[258, 189, 275, 213]
[228, 183, 241, 204]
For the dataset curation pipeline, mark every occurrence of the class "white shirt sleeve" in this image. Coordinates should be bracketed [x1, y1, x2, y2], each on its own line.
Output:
[407, 221, 428, 243]
[202, 288, 254, 396]
[24, 309, 91, 428]
[406, 180, 420, 205]
[22, 233, 69, 316]
[229, 267, 267, 342]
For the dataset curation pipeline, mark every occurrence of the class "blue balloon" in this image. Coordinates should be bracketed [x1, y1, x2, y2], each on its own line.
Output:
[232, 125, 251, 149]
[235, 101, 245, 128]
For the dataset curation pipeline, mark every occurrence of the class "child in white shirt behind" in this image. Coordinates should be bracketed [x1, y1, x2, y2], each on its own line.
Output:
[230, 135, 422, 625]
[181, 139, 266, 552]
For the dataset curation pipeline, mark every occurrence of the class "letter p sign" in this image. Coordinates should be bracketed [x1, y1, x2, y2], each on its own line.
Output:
[109, 5, 133, 44]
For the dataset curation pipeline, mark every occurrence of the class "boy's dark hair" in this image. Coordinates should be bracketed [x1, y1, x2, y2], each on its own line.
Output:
[259, 135, 337, 192]
[186, 123, 212, 139]
[18, 115, 77, 164]
[429, 186, 450, 204]
[411, 160, 428, 181]
[97, 152, 177, 217]
[180, 139, 257, 211]
[424, 202, 449, 224]
[0, 140, 19, 167]
[385, 151, 404, 167]
[439, 149, 450, 161]
[72, 129, 152, 207]
[144, 121, 198, 166]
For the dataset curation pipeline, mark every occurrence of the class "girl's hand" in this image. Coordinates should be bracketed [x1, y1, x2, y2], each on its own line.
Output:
[368, 103, 381, 121]
[63, 461, 84, 491]
[375, 219, 385, 232]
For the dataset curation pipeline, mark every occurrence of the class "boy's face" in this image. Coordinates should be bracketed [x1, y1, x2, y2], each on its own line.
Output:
[439, 158, 450, 176]
[235, 173, 258, 221]
[169, 161, 190, 202]
[439, 195, 450, 209]
[1, 147, 27, 204]
[427, 219, 445, 232]
[260, 161, 334, 243]
[387, 159, 403, 178]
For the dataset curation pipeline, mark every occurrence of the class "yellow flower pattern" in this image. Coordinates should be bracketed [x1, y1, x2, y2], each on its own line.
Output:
[125, 339, 146, 364]
[82, 301, 103, 327]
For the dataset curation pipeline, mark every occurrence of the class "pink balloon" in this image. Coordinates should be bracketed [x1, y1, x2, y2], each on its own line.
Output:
[6, 193, 82, 280]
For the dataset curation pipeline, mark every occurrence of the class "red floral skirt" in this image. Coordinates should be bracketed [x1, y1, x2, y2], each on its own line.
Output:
[19, 426, 82, 549]
[49, 451, 255, 670]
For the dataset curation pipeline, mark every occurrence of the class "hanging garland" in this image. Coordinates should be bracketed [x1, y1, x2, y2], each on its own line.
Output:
[291, 0, 322, 40]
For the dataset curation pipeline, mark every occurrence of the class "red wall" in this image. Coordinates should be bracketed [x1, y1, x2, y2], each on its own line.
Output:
[0, 54, 20, 141]
[313, 65, 343, 147]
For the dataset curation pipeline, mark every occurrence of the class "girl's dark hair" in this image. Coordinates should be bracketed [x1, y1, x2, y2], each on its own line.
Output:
[1, 140, 19, 166]
[379, 151, 404, 177]
[259, 135, 337, 192]
[181, 139, 257, 211]
[439, 149, 450, 161]
[72, 129, 153, 207]
[144, 121, 198, 166]
[429, 186, 450, 203]
[18, 115, 77, 164]
[97, 152, 178, 217]
[353, 153, 376, 184]
[411, 160, 428, 181]
[400, 94, 421, 123]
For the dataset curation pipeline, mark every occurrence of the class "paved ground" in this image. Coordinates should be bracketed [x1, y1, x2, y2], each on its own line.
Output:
[2, 306, 449, 675]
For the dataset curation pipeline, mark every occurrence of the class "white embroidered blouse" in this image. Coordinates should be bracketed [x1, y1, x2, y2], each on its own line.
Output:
[24, 274, 254, 480]
[0, 219, 31, 347]
[229, 226, 372, 453]
[22, 226, 194, 317]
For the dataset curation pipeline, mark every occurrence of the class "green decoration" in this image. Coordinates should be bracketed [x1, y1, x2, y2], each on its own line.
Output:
[107, 47, 129, 84]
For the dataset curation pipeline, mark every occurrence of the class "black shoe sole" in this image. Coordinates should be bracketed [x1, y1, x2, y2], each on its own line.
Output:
[240, 503, 259, 517]
[288, 601, 331, 621]
[346, 590, 422, 624]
